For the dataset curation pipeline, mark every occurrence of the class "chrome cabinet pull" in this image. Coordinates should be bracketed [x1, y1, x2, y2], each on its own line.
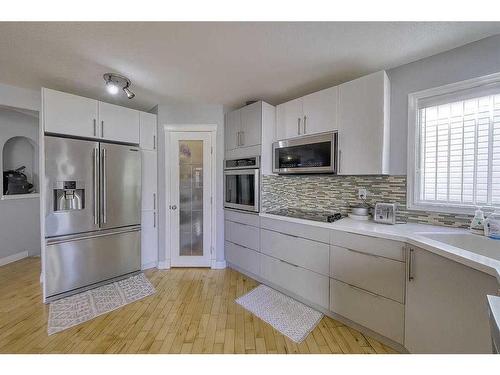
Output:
[93, 147, 99, 225]
[93, 119, 97, 136]
[101, 148, 107, 224]
[408, 247, 415, 281]
[347, 282, 381, 298]
[297, 118, 301, 135]
[153, 135, 156, 149]
[303, 115, 307, 134]
[279, 259, 299, 268]
[101, 120, 104, 138]
[153, 212, 156, 228]
[153, 193, 156, 210]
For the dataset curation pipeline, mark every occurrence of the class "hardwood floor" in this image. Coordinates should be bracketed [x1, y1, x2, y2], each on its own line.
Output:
[0, 257, 397, 354]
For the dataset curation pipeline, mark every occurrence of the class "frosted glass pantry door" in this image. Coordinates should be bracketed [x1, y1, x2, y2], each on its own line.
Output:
[169, 132, 212, 267]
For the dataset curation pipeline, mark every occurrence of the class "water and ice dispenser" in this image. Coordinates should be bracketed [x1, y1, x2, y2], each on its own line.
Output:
[53, 181, 85, 211]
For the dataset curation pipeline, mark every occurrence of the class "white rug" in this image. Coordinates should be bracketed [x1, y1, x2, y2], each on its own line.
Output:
[236, 285, 323, 343]
[47, 273, 155, 335]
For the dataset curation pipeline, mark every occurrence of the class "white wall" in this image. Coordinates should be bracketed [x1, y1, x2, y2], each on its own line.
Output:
[387, 34, 500, 174]
[0, 83, 41, 260]
[156, 100, 225, 266]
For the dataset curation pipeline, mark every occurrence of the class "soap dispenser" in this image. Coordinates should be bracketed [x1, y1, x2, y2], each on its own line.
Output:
[484, 209, 500, 240]
[470, 206, 485, 235]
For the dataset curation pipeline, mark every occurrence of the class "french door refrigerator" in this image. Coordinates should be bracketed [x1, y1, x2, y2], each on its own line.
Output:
[44, 135, 141, 301]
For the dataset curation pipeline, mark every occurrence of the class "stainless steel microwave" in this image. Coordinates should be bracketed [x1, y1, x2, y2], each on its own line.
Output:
[224, 156, 260, 212]
[272, 131, 338, 174]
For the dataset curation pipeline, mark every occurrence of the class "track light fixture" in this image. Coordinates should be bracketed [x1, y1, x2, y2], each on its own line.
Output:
[103, 73, 135, 99]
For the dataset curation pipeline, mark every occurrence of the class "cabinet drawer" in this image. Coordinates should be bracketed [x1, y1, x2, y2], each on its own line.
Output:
[225, 241, 260, 277]
[330, 278, 404, 344]
[260, 253, 329, 309]
[261, 229, 329, 275]
[225, 209, 260, 227]
[226, 221, 260, 251]
[330, 230, 405, 261]
[260, 217, 330, 243]
[330, 245, 405, 303]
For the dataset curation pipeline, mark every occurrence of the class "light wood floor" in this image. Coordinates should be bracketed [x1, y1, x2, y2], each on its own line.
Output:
[0, 257, 397, 354]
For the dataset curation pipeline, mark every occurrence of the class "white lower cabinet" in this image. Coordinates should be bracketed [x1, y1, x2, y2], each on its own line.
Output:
[330, 245, 405, 303]
[260, 253, 329, 309]
[330, 278, 405, 344]
[405, 247, 499, 353]
[226, 221, 260, 251]
[261, 228, 329, 276]
[225, 241, 260, 277]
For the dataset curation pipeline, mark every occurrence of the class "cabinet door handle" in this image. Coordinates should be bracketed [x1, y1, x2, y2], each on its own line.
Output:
[236, 132, 240, 146]
[93, 119, 97, 136]
[303, 115, 307, 134]
[240, 131, 244, 146]
[297, 117, 301, 135]
[101, 120, 104, 138]
[153, 135, 156, 149]
[153, 193, 156, 210]
[153, 211, 156, 228]
[408, 247, 415, 281]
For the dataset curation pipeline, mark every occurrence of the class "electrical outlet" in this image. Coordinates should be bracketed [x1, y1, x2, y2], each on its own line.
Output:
[358, 188, 367, 200]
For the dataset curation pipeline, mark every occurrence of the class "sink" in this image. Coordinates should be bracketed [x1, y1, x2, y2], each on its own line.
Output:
[418, 232, 500, 261]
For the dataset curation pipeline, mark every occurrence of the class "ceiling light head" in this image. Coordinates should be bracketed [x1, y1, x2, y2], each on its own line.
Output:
[103, 73, 135, 99]
[123, 86, 135, 99]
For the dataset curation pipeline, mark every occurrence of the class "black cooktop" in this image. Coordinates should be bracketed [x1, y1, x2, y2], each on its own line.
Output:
[266, 208, 342, 223]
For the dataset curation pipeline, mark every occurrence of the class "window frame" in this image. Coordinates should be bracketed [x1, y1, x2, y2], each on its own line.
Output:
[407, 72, 500, 214]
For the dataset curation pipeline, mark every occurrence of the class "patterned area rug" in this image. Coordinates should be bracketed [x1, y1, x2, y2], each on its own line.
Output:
[236, 285, 323, 343]
[48, 273, 155, 335]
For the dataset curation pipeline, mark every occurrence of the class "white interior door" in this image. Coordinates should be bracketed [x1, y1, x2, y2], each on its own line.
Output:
[170, 131, 212, 267]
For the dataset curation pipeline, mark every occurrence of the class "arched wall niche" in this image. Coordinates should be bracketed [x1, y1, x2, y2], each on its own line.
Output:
[0, 105, 39, 197]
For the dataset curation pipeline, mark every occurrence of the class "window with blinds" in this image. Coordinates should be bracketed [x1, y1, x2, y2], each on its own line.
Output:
[416, 86, 500, 209]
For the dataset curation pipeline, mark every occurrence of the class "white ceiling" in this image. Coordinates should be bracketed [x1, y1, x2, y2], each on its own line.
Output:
[0, 22, 499, 111]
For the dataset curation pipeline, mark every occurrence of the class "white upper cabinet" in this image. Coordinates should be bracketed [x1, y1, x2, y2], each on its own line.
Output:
[43, 88, 98, 138]
[240, 101, 262, 147]
[302, 86, 338, 135]
[276, 87, 338, 140]
[276, 97, 303, 140]
[43, 88, 141, 144]
[225, 109, 241, 151]
[337, 70, 390, 175]
[98, 102, 140, 144]
[139, 112, 157, 150]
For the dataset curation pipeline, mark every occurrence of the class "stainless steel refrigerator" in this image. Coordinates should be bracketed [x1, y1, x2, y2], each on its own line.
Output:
[44, 135, 141, 301]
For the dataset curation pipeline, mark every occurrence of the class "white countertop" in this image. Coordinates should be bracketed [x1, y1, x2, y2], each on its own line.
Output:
[259, 213, 500, 282]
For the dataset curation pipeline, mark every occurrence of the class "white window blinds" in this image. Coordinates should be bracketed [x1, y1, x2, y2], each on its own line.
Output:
[417, 86, 500, 208]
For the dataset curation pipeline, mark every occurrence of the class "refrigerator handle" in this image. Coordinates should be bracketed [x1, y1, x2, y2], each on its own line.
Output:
[101, 147, 107, 224]
[93, 147, 99, 225]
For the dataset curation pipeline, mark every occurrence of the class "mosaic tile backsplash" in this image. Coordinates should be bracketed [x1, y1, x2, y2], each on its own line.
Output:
[261, 175, 473, 228]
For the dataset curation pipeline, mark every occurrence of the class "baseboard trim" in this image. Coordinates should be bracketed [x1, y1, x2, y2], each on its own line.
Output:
[211, 260, 227, 269]
[141, 261, 158, 270]
[157, 260, 171, 269]
[0, 251, 28, 267]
